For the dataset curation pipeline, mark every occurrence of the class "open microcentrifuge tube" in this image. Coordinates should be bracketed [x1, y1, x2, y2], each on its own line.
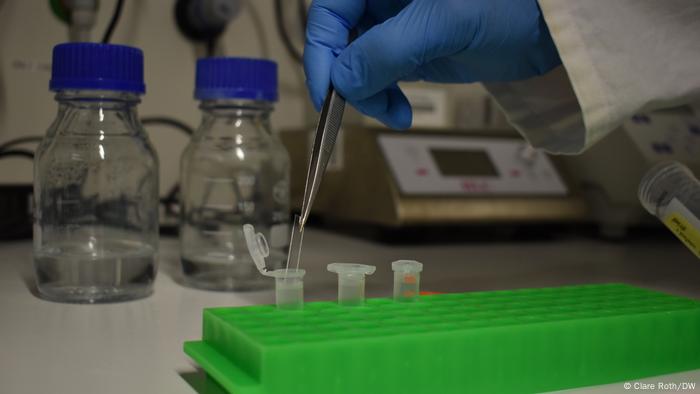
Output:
[327, 263, 376, 306]
[267, 268, 306, 310]
[392, 260, 423, 302]
[244, 223, 305, 310]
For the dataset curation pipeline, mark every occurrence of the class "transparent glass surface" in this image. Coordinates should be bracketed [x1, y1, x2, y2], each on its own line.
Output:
[33, 90, 159, 303]
[180, 99, 290, 290]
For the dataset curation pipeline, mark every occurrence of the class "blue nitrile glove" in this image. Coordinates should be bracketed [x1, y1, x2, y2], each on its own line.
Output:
[304, 0, 561, 129]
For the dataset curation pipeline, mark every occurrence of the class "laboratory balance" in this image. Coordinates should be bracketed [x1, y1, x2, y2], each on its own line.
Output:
[281, 127, 587, 227]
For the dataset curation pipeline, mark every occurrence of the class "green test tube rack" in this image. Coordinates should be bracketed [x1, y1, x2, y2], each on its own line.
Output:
[184, 284, 700, 394]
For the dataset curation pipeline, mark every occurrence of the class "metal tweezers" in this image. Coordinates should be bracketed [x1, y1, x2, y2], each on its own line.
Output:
[298, 87, 346, 230]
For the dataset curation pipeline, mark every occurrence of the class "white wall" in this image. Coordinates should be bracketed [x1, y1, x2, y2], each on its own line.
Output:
[0, 0, 493, 195]
[0, 0, 315, 193]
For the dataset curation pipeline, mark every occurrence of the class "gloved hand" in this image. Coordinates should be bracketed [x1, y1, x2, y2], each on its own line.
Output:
[304, 0, 562, 129]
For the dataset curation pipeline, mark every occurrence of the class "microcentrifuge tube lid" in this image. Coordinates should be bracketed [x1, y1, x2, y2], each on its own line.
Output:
[243, 223, 270, 275]
[391, 260, 423, 274]
[244, 222, 307, 279]
[327, 263, 377, 277]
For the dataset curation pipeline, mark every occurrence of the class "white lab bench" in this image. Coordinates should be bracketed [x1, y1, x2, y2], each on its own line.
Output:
[1, 229, 699, 394]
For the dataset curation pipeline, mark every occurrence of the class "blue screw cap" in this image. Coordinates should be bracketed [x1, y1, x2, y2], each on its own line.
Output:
[50, 43, 145, 94]
[195, 57, 277, 102]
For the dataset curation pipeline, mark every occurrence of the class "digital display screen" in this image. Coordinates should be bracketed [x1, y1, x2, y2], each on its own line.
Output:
[430, 149, 498, 177]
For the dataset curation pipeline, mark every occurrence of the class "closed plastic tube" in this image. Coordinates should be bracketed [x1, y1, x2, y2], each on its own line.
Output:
[327, 263, 376, 306]
[392, 260, 423, 302]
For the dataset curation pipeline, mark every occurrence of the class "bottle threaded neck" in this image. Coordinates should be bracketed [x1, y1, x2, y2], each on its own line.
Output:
[55, 89, 141, 104]
[199, 98, 272, 112]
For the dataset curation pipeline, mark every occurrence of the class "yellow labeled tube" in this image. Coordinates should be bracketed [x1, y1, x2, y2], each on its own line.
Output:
[639, 162, 700, 259]
[663, 199, 700, 259]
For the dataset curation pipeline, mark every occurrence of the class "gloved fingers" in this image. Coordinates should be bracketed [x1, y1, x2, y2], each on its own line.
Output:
[356, 13, 375, 36]
[304, 0, 367, 110]
[330, 1, 439, 102]
[356, 1, 413, 34]
[411, 58, 480, 83]
[350, 85, 412, 129]
[363, 0, 412, 23]
[400, 70, 425, 82]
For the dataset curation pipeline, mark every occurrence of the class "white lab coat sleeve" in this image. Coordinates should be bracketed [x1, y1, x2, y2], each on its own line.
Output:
[483, 0, 700, 155]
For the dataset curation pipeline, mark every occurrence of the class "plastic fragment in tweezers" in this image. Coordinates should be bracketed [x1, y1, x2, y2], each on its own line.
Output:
[285, 214, 305, 276]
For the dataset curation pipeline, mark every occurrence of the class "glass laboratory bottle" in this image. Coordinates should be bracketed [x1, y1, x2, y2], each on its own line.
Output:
[639, 161, 700, 259]
[180, 57, 290, 290]
[34, 43, 159, 303]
